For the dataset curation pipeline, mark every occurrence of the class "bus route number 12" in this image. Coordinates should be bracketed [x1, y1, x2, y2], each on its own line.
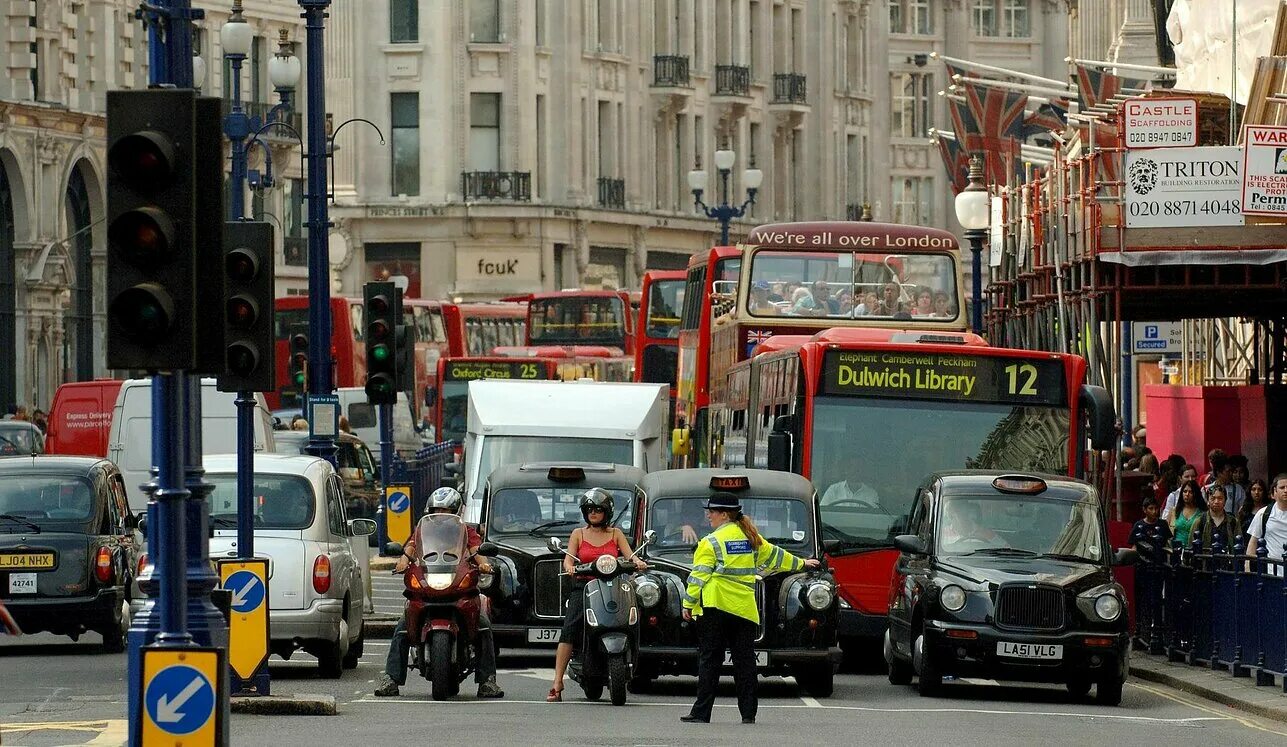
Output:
[1004, 364, 1039, 396]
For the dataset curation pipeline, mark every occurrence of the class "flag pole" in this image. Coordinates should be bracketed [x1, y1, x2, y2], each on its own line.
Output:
[933, 52, 1070, 88]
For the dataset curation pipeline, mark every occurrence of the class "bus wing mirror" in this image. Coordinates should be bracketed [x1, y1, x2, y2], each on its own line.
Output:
[1080, 384, 1117, 451]
[772, 415, 796, 433]
[767, 430, 791, 472]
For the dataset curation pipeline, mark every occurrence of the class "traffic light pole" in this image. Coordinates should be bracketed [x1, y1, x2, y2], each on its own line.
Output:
[300, 0, 338, 467]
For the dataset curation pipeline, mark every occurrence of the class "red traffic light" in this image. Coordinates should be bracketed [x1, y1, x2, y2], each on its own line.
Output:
[108, 208, 176, 262]
[108, 131, 176, 192]
[225, 248, 259, 283]
[109, 283, 175, 341]
[226, 295, 258, 330]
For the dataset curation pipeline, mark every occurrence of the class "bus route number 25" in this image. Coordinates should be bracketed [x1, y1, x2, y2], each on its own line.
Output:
[1004, 364, 1039, 397]
[520, 363, 539, 379]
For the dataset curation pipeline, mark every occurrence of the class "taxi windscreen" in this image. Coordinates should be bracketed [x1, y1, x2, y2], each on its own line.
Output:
[488, 486, 635, 536]
[648, 497, 811, 552]
[936, 494, 1105, 563]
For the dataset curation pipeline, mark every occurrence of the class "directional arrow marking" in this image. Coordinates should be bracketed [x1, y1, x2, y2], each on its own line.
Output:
[230, 576, 260, 609]
[155, 678, 206, 724]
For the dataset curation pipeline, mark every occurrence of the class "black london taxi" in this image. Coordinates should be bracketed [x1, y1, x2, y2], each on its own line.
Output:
[0, 456, 140, 651]
[479, 462, 646, 646]
[633, 469, 842, 697]
[885, 471, 1134, 705]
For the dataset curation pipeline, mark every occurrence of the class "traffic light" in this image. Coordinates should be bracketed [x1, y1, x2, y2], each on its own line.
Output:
[288, 323, 309, 392]
[395, 321, 416, 396]
[217, 221, 275, 393]
[364, 281, 398, 405]
[192, 96, 227, 375]
[105, 88, 198, 370]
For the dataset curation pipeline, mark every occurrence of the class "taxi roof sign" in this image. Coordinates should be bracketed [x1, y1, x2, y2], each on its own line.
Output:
[992, 475, 1048, 495]
[709, 475, 750, 491]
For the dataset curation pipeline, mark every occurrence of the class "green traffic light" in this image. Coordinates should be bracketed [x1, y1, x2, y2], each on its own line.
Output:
[294, 372, 305, 386]
[372, 343, 391, 362]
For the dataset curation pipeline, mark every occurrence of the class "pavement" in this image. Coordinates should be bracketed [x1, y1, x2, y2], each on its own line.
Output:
[1130, 652, 1287, 724]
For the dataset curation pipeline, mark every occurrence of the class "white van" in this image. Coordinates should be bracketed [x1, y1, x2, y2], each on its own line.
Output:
[334, 388, 421, 463]
[107, 378, 276, 512]
[461, 380, 668, 522]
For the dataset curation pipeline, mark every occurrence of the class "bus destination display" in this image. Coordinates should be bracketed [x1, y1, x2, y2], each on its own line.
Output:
[443, 361, 545, 382]
[820, 350, 1066, 406]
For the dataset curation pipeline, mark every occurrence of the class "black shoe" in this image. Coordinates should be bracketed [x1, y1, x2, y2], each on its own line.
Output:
[742, 718, 755, 724]
[680, 714, 709, 724]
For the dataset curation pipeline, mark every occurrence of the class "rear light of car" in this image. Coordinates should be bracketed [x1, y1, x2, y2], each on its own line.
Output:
[95, 547, 114, 583]
[137, 553, 150, 576]
[312, 555, 332, 594]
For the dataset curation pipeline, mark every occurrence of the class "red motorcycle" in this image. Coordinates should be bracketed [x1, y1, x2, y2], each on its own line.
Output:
[389, 514, 497, 700]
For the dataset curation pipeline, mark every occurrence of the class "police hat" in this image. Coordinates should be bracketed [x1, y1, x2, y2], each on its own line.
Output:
[703, 492, 742, 512]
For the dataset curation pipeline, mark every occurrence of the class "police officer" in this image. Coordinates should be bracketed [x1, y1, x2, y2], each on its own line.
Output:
[680, 492, 820, 724]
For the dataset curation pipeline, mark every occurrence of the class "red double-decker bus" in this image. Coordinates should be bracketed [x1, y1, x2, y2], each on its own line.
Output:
[431, 356, 558, 444]
[673, 222, 967, 468]
[513, 290, 635, 354]
[716, 326, 1116, 651]
[492, 345, 634, 382]
[271, 297, 526, 415]
[634, 270, 686, 391]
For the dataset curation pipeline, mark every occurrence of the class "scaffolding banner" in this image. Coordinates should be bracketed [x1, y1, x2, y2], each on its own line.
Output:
[1124, 146, 1246, 228]
[1241, 125, 1287, 216]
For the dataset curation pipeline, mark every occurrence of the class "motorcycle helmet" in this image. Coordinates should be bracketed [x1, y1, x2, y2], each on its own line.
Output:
[426, 486, 463, 515]
[579, 487, 615, 527]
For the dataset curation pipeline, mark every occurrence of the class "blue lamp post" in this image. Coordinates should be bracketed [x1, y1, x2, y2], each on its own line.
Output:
[221, 0, 254, 219]
[954, 154, 990, 335]
[687, 149, 762, 246]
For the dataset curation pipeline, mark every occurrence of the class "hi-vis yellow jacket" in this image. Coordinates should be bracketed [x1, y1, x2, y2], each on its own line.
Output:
[682, 521, 805, 623]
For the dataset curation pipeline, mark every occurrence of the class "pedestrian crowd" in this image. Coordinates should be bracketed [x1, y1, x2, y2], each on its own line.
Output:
[3, 403, 47, 433]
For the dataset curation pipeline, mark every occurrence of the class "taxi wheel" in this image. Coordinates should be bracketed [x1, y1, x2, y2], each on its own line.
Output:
[914, 633, 942, 697]
[343, 629, 365, 669]
[1095, 678, 1123, 706]
[317, 639, 344, 679]
[887, 656, 914, 686]
[101, 597, 131, 654]
[1066, 679, 1092, 699]
[796, 664, 834, 698]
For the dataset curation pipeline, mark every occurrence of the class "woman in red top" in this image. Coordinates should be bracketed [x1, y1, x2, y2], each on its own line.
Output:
[548, 487, 645, 702]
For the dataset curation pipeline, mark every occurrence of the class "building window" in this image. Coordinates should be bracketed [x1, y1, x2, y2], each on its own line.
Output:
[892, 177, 933, 226]
[536, 0, 546, 45]
[365, 242, 422, 299]
[972, 0, 996, 36]
[973, 1, 1029, 37]
[469, 93, 501, 171]
[390, 0, 418, 43]
[891, 72, 932, 138]
[470, 0, 500, 43]
[391, 92, 420, 196]
[889, 1, 933, 35]
[1002, 0, 1030, 37]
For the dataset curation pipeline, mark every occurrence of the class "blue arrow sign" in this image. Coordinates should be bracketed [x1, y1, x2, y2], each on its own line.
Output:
[226, 570, 266, 614]
[389, 491, 410, 514]
[145, 664, 215, 736]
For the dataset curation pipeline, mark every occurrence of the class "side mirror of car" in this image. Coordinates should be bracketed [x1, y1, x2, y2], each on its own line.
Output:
[893, 534, 928, 556]
[136, 514, 148, 539]
[822, 539, 841, 555]
[385, 541, 404, 557]
[348, 518, 377, 537]
[477, 542, 498, 557]
[546, 537, 563, 553]
[1112, 547, 1139, 566]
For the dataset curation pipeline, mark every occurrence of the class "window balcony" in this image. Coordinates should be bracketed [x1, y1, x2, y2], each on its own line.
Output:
[597, 177, 625, 209]
[771, 73, 808, 105]
[714, 65, 751, 98]
[461, 171, 532, 201]
[652, 55, 690, 87]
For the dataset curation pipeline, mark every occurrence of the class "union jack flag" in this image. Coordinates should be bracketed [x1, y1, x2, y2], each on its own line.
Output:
[1074, 64, 1150, 111]
[1021, 101, 1069, 139]
[746, 329, 774, 346]
[957, 80, 1029, 186]
[936, 134, 970, 194]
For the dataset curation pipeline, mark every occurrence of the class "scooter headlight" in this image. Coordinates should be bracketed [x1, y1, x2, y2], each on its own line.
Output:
[595, 555, 619, 575]
[424, 573, 454, 590]
[634, 577, 662, 608]
[805, 582, 835, 611]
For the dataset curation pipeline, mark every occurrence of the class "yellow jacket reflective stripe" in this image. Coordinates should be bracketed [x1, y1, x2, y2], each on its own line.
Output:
[682, 521, 806, 623]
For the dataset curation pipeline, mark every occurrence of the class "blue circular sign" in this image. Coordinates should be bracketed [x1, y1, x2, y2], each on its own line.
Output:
[226, 570, 265, 614]
[388, 491, 410, 514]
[145, 664, 215, 735]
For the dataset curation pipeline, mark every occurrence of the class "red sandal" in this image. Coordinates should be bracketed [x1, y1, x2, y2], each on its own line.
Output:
[546, 686, 563, 702]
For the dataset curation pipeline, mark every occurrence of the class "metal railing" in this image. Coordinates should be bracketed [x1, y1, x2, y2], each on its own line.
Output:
[461, 170, 532, 201]
[375, 442, 457, 553]
[715, 64, 751, 96]
[1132, 537, 1287, 688]
[653, 55, 690, 87]
[772, 73, 808, 104]
[597, 176, 625, 209]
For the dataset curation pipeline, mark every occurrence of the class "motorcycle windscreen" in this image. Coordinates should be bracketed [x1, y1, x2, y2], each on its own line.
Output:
[413, 514, 468, 573]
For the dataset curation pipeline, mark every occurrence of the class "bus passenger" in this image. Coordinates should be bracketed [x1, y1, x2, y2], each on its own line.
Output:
[911, 289, 934, 316]
[877, 283, 906, 316]
[749, 281, 778, 315]
[932, 291, 952, 317]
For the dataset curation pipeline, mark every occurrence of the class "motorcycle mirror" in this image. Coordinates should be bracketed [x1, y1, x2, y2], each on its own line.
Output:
[642, 529, 657, 545]
[477, 541, 498, 557]
[546, 537, 562, 553]
[385, 541, 404, 557]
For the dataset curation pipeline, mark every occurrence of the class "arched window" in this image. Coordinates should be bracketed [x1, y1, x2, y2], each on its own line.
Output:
[64, 164, 94, 382]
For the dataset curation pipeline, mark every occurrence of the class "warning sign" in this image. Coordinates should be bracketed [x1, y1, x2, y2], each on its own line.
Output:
[1241, 125, 1287, 216]
[1124, 98, 1197, 149]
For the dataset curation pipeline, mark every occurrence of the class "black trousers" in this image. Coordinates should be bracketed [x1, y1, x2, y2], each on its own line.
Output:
[690, 607, 757, 721]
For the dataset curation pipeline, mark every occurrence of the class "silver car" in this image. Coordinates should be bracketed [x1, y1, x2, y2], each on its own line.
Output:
[132, 454, 374, 677]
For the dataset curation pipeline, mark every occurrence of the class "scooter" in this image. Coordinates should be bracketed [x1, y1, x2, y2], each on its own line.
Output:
[547, 530, 655, 706]
[387, 514, 497, 701]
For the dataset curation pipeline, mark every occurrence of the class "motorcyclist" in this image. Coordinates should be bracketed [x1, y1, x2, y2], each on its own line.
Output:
[374, 487, 504, 698]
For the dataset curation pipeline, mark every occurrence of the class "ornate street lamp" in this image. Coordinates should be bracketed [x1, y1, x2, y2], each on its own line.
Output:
[954, 154, 990, 335]
[688, 148, 763, 246]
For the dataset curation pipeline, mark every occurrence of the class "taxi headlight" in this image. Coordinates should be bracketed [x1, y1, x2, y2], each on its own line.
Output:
[424, 573, 454, 590]
[635, 577, 661, 607]
[1094, 593, 1122, 621]
[594, 555, 619, 575]
[805, 582, 834, 611]
[940, 584, 967, 612]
